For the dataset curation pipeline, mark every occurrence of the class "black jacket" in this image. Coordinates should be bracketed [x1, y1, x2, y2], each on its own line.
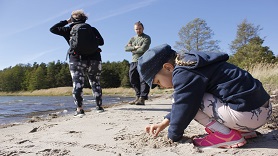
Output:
[50, 20, 104, 61]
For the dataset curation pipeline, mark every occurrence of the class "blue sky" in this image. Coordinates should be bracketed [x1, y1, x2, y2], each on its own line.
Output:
[0, 0, 277, 70]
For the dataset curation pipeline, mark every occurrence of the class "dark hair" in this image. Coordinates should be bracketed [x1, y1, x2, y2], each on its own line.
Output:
[134, 21, 144, 28]
[169, 53, 177, 65]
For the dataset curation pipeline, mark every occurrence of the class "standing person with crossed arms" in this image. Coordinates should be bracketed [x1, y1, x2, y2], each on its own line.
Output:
[125, 21, 151, 105]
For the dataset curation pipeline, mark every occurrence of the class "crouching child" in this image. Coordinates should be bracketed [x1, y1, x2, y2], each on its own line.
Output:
[137, 44, 272, 148]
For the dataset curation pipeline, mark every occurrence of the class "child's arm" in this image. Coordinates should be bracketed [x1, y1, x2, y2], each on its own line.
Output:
[145, 118, 170, 137]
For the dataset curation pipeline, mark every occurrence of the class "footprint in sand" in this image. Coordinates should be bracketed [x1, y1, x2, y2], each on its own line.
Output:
[36, 149, 70, 155]
[29, 124, 58, 133]
[17, 139, 33, 144]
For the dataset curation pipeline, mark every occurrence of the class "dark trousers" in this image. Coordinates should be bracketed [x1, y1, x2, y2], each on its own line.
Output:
[129, 62, 150, 99]
[69, 60, 102, 108]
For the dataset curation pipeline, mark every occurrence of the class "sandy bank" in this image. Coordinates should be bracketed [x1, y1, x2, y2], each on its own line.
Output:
[0, 95, 277, 156]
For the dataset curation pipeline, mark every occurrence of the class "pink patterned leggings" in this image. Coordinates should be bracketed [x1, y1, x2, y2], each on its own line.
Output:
[195, 93, 272, 132]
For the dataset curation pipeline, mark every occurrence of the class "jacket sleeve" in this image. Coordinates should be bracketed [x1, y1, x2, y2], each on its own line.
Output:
[133, 35, 151, 54]
[125, 37, 136, 52]
[167, 67, 207, 142]
[49, 20, 71, 44]
[50, 20, 69, 36]
[92, 27, 104, 46]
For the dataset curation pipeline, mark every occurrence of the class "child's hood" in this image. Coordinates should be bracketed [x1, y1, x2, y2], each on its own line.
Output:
[176, 51, 229, 69]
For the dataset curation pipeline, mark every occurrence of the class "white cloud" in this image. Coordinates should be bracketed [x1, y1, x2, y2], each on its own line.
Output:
[93, 0, 158, 22]
[1, 0, 156, 38]
[1, 0, 103, 39]
[21, 47, 63, 64]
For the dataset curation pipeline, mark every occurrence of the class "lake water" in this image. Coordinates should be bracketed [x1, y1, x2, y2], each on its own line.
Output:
[0, 95, 133, 125]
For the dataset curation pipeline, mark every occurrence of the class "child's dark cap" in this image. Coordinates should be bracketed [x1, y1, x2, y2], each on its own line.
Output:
[137, 44, 176, 89]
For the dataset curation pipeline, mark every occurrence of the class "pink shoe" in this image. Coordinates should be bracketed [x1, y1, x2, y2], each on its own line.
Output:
[193, 129, 246, 148]
[205, 127, 258, 139]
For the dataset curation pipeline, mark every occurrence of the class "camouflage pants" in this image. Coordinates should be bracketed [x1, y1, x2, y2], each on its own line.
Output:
[69, 60, 102, 108]
[196, 93, 272, 132]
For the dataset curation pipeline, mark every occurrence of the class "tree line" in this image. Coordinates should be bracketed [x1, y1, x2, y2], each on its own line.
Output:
[0, 18, 277, 92]
[0, 60, 131, 92]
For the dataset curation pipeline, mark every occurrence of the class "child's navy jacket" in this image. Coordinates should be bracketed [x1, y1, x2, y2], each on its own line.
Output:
[165, 51, 270, 142]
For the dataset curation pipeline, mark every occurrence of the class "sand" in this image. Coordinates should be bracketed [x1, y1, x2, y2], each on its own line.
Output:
[0, 95, 277, 156]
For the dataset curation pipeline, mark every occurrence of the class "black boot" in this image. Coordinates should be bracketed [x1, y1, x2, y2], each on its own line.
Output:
[135, 97, 145, 105]
[129, 97, 139, 105]
[96, 98, 104, 113]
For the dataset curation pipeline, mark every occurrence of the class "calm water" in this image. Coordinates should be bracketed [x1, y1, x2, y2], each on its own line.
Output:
[0, 96, 133, 125]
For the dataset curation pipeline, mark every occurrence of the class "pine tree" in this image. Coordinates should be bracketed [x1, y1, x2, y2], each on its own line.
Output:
[175, 18, 220, 53]
[230, 19, 262, 53]
[229, 37, 276, 69]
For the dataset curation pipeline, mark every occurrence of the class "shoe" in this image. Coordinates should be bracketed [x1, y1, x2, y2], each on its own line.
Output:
[96, 106, 104, 113]
[205, 127, 258, 139]
[193, 129, 246, 148]
[135, 97, 145, 105]
[128, 97, 139, 105]
[74, 109, 85, 118]
[205, 127, 214, 134]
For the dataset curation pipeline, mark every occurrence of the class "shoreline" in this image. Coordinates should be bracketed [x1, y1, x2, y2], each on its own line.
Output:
[0, 101, 130, 129]
[0, 94, 164, 129]
[0, 95, 277, 155]
[0, 97, 126, 128]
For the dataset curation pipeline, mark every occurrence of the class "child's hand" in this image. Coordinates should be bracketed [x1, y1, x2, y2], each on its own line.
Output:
[145, 119, 170, 137]
[145, 124, 162, 137]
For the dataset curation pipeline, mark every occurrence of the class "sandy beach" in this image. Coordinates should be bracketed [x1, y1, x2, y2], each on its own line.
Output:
[0, 94, 277, 156]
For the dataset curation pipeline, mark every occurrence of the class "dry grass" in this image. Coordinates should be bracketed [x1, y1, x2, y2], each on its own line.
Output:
[0, 87, 72, 96]
[249, 63, 278, 83]
[248, 63, 278, 94]
[0, 87, 173, 96]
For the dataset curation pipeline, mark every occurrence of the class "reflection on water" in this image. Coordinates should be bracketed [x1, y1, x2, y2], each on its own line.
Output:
[0, 96, 133, 125]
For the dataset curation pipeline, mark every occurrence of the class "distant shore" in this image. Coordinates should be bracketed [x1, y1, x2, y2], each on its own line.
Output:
[0, 87, 173, 96]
